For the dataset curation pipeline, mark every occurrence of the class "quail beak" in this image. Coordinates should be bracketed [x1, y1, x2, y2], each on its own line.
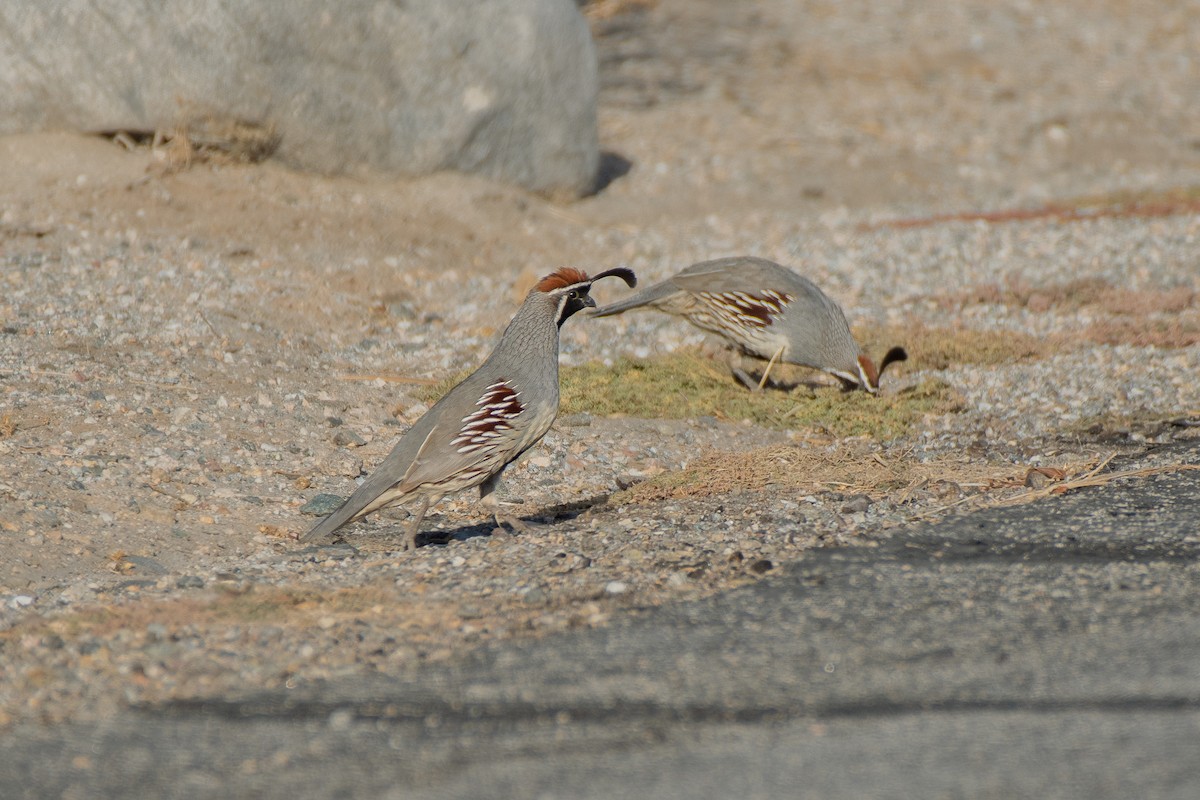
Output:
[831, 368, 874, 393]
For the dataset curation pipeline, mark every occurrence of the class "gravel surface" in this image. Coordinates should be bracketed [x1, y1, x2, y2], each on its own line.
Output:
[2, 0, 1199, 729]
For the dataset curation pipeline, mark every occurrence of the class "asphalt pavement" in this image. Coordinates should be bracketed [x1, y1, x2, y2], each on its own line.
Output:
[4, 441, 1199, 799]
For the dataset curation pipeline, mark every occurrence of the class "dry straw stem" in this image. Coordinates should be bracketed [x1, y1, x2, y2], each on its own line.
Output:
[0, 409, 51, 437]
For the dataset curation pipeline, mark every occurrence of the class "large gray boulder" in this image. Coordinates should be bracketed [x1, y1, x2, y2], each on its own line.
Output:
[0, 0, 600, 196]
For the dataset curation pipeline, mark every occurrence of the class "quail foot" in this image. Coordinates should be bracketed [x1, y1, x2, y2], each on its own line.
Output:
[302, 266, 637, 549]
[593, 256, 906, 393]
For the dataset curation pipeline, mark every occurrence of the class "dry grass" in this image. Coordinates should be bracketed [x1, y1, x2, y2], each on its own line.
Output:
[1078, 317, 1200, 349]
[935, 276, 1197, 317]
[869, 185, 1200, 229]
[612, 440, 1030, 506]
[614, 443, 1200, 520]
[102, 115, 280, 173]
[879, 278, 1200, 353]
[19, 584, 461, 641]
[856, 323, 1047, 371]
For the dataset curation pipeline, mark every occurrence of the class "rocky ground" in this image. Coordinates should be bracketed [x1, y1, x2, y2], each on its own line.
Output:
[1, 0, 1199, 731]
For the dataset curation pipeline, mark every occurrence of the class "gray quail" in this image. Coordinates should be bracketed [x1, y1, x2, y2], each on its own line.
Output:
[592, 256, 906, 393]
[302, 266, 637, 549]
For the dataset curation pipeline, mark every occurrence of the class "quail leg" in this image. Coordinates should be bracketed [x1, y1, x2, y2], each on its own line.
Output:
[732, 366, 760, 391]
[479, 472, 530, 535]
[403, 495, 432, 551]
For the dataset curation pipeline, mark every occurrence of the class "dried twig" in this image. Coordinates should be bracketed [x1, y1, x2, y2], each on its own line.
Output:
[993, 458, 1200, 508]
[147, 484, 193, 505]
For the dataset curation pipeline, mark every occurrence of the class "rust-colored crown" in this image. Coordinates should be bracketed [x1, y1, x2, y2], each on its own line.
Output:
[534, 268, 590, 292]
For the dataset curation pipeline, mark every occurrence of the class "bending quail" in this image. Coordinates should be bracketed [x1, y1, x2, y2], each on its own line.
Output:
[302, 266, 637, 550]
[592, 256, 906, 393]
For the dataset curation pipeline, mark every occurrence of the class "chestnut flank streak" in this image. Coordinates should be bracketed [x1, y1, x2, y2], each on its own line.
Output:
[700, 290, 792, 328]
[452, 382, 524, 455]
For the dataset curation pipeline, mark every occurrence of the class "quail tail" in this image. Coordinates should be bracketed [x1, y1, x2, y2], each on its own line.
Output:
[300, 468, 405, 543]
[300, 493, 366, 543]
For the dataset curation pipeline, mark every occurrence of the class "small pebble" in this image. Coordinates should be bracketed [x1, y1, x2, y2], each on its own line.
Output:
[332, 429, 366, 448]
[841, 495, 872, 514]
[300, 494, 346, 516]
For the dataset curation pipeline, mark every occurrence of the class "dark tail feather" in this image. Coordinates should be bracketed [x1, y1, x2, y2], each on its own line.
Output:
[300, 474, 396, 542]
[879, 346, 908, 376]
[591, 267, 637, 288]
[299, 495, 361, 543]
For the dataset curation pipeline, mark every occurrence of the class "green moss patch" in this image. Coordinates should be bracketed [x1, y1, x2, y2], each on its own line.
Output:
[559, 352, 964, 439]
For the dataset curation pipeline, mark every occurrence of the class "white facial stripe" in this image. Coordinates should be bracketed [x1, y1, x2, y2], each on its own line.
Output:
[548, 281, 592, 295]
[555, 293, 572, 322]
[856, 361, 878, 392]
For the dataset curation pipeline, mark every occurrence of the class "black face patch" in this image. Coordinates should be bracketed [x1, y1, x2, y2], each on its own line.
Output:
[556, 288, 596, 327]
